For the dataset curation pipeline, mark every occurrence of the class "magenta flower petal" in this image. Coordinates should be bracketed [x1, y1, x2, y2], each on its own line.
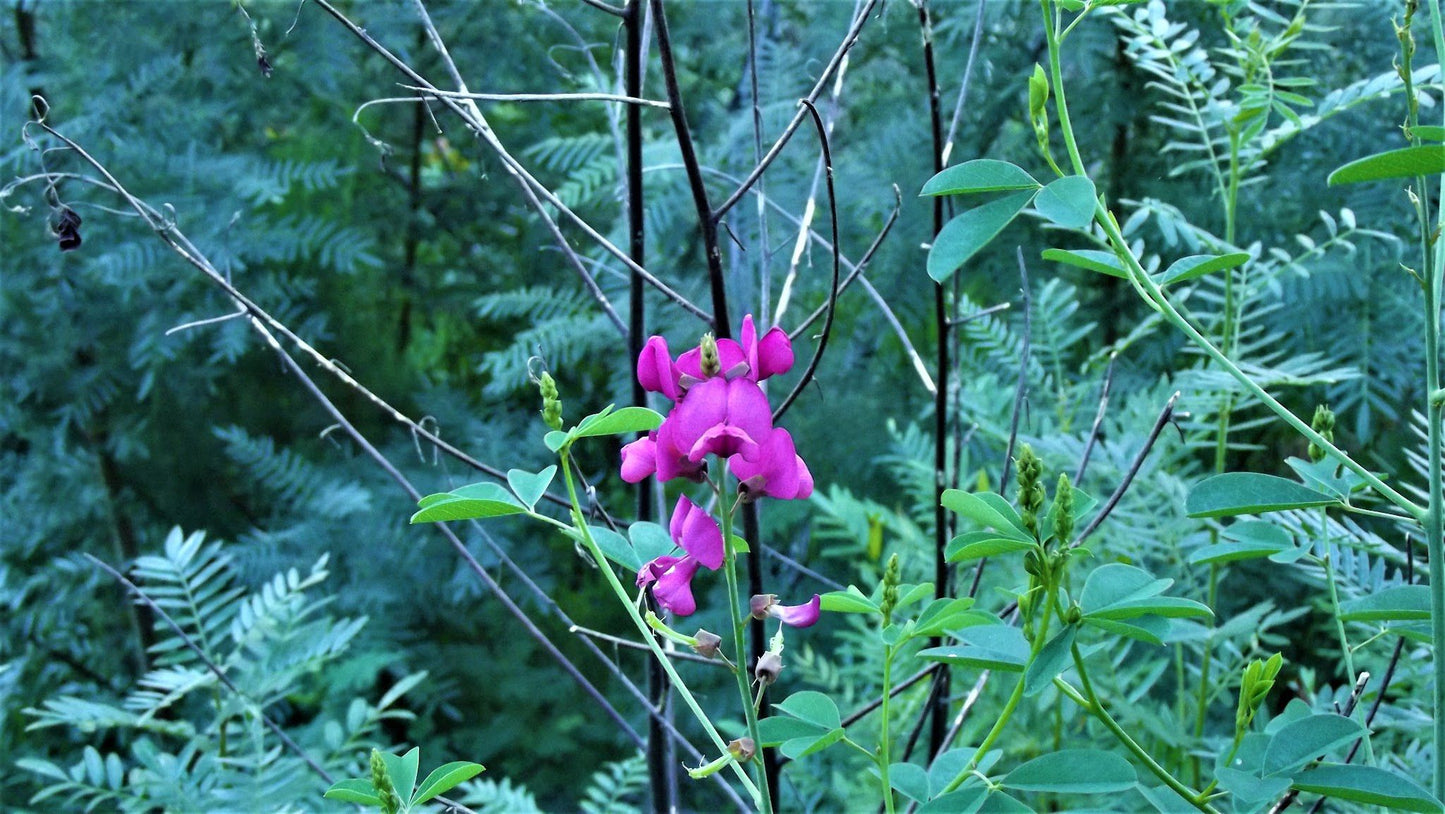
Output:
[620, 435, 658, 483]
[638, 336, 682, 401]
[637, 555, 683, 588]
[738, 314, 794, 381]
[668, 377, 772, 462]
[770, 594, 821, 628]
[731, 428, 812, 500]
[650, 556, 703, 616]
[653, 420, 707, 482]
[669, 495, 723, 569]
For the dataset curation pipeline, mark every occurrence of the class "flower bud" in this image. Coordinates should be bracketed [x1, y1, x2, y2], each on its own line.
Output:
[728, 737, 757, 762]
[1309, 404, 1336, 463]
[699, 332, 721, 378]
[370, 749, 404, 814]
[1016, 444, 1045, 539]
[880, 553, 901, 626]
[692, 629, 722, 659]
[538, 371, 564, 431]
[1050, 473, 1075, 544]
[1065, 604, 1082, 625]
[749, 594, 777, 620]
[755, 651, 782, 685]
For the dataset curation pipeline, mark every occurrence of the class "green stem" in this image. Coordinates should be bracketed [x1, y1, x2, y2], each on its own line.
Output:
[1061, 646, 1221, 814]
[880, 645, 896, 814]
[940, 590, 1056, 795]
[1321, 514, 1358, 684]
[717, 466, 774, 814]
[557, 451, 764, 805]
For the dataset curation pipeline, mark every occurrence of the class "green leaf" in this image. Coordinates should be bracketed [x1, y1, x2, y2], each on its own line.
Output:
[544, 430, 569, 452]
[927, 191, 1036, 283]
[1188, 540, 1289, 567]
[912, 597, 985, 638]
[1186, 473, 1337, 518]
[410, 492, 526, 524]
[1033, 176, 1097, 230]
[1041, 248, 1128, 279]
[589, 525, 640, 572]
[1328, 145, 1445, 185]
[506, 465, 556, 510]
[380, 747, 420, 799]
[889, 762, 932, 803]
[940, 490, 1033, 542]
[1290, 764, 1441, 812]
[781, 727, 846, 760]
[1156, 252, 1251, 285]
[1024, 624, 1076, 696]
[1339, 584, 1430, 622]
[572, 406, 664, 439]
[917, 787, 988, 814]
[775, 691, 841, 730]
[1001, 749, 1137, 793]
[918, 624, 1029, 672]
[1082, 614, 1170, 645]
[324, 779, 383, 806]
[1214, 768, 1291, 810]
[946, 532, 1034, 563]
[921, 159, 1040, 196]
[757, 715, 827, 747]
[1080, 563, 1210, 621]
[1262, 714, 1365, 775]
[820, 585, 880, 614]
[412, 761, 486, 806]
[628, 522, 677, 566]
[1413, 125, 1445, 141]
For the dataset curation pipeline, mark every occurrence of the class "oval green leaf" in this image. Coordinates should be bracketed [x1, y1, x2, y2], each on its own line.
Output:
[940, 490, 1033, 542]
[1002, 748, 1137, 793]
[918, 624, 1029, 672]
[413, 761, 486, 806]
[820, 586, 881, 614]
[921, 159, 1040, 196]
[927, 191, 1036, 283]
[410, 495, 526, 524]
[572, 406, 664, 439]
[1033, 175, 1097, 230]
[1156, 252, 1251, 285]
[1339, 584, 1430, 622]
[1186, 473, 1337, 518]
[1328, 145, 1445, 185]
[1263, 714, 1365, 776]
[1041, 248, 1128, 278]
[775, 690, 841, 730]
[506, 466, 556, 510]
[1290, 764, 1441, 812]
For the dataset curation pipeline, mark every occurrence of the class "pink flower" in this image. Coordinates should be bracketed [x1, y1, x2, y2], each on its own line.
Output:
[748, 593, 822, 628]
[730, 428, 814, 501]
[666, 376, 773, 462]
[676, 315, 794, 384]
[670, 495, 723, 569]
[637, 556, 702, 616]
[637, 336, 684, 401]
[620, 430, 705, 484]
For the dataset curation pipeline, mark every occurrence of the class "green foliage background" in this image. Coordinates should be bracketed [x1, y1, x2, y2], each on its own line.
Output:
[1, 0, 1436, 810]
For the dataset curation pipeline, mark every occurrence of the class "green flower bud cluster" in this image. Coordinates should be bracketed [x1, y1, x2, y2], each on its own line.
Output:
[1028, 64, 1051, 155]
[1235, 652, 1284, 737]
[1308, 404, 1335, 463]
[1050, 473, 1074, 545]
[879, 554, 901, 627]
[700, 332, 721, 378]
[1016, 444, 1046, 540]
[370, 749, 404, 814]
[539, 371, 564, 431]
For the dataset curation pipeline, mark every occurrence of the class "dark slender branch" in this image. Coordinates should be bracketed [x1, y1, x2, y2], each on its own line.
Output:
[772, 100, 841, 423]
[760, 543, 844, 591]
[747, 0, 772, 321]
[84, 554, 336, 785]
[712, 0, 881, 221]
[1071, 391, 1181, 547]
[776, 665, 940, 770]
[941, 0, 989, 166]
[917, 0, 952, 758]
[1074, 353, 1117, 483]
[650, 0, 729, 336]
